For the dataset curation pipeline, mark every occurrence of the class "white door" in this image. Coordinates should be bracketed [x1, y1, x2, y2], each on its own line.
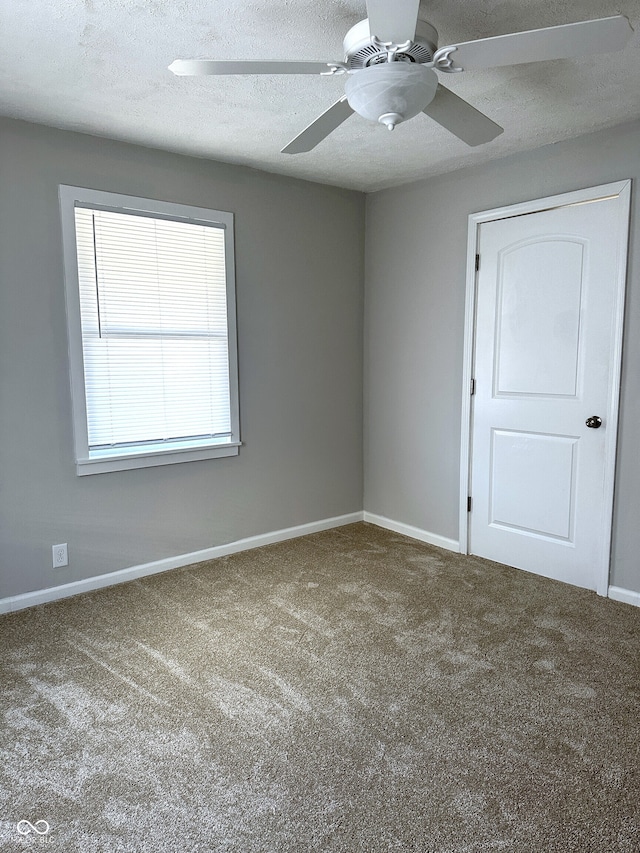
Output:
[467, 182, 630, 593]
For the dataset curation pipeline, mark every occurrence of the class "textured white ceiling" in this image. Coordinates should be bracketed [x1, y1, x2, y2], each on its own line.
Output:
[1, 0, 639, 191]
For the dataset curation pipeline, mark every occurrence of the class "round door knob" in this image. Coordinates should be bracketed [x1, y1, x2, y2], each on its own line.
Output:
[585, 416, 602, 429]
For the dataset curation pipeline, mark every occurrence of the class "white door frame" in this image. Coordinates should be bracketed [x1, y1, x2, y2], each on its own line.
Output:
[459, 180, 631, 595]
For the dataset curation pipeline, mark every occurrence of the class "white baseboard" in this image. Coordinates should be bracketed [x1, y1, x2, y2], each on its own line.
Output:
[607, 585, 640, 608]
[13, 511, 628, 616]
[0, 511, 364, 615]
[363, 512, 460, 553]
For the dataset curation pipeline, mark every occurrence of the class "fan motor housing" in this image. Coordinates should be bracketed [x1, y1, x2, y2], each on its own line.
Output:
[343, 18, 438, 69]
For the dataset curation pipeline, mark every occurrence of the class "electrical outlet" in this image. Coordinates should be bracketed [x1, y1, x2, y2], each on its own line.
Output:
[52, 543, 68, 568]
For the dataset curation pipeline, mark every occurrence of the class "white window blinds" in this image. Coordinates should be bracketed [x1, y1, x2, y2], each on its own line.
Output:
[60, 188, 240, 474]
[75, 206, 232, 452]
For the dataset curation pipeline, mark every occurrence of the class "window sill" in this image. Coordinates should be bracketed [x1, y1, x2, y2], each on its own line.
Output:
[76, 442, 241, 475]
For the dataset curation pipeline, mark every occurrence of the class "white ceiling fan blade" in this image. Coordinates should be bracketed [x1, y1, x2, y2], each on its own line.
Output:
[440, 15, 632, 71]
[423, 85, 503, 147]
[282, 97, 355, 154]
[365, 0, 421, 44]
[169, 60, 339, 76]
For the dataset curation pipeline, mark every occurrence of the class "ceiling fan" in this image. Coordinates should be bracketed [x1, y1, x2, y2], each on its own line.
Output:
[169, 0, 632, 154]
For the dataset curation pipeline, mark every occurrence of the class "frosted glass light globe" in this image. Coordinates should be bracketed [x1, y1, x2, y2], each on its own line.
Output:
[345, 62, 438, 130]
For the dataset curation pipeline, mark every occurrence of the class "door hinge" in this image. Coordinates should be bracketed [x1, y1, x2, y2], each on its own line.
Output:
[470, 378, 476, 396]
[467, 496, 472, 513]
[475, 253, 480, 272]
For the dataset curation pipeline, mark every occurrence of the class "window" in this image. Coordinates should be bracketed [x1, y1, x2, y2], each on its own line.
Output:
[59, 186, 240, 475]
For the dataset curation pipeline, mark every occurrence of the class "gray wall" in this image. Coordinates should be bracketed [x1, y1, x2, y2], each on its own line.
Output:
[364, 120, 640, 593]
[0, 118, 365, 598]
[4, 114, 639, 600]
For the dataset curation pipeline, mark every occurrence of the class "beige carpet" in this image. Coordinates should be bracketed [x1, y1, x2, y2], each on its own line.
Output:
[1, 522, 639, 852]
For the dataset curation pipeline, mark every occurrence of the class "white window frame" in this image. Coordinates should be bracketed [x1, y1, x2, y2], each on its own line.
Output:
[59, 185, 241, 475]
